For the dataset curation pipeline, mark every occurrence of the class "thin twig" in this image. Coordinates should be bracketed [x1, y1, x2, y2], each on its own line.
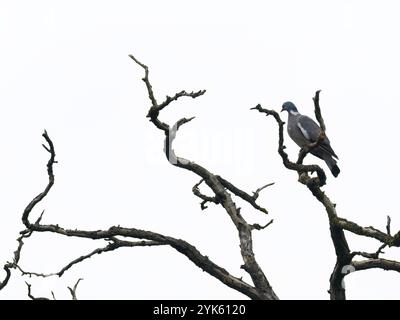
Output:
[68, 278, 83, 300]
[25, 282, 50, 300]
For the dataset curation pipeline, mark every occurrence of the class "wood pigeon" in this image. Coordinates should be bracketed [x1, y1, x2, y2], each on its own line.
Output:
[281, 101, 340, 177]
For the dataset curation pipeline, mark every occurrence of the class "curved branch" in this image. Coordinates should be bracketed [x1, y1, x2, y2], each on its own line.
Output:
[26, 282, 50, 300]
[22, 130, 55, 228]
[16, 239, 164, 278]
[251, 104, 327, 186]
[159, 90, 206, 111]
[335, 217, 400, 247]
[130, 54, 278, 299]
[0, 266, 11, 290]
[192, 179, 219, 210]
[0, 227, 36, 291]
[313, 90, 326, 132]
[19, 132, 267, 300]
[352, 258, 400, 273]
[26, 223, 263, 299]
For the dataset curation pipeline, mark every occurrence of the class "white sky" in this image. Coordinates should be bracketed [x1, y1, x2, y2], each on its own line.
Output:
[1, 0, 400, 300]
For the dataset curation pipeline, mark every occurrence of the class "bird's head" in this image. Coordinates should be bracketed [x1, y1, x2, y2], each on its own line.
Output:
[281, 101, 298, 113]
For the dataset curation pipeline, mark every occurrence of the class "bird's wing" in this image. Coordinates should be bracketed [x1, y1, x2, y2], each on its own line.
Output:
[297, 115, 339, 159]
[297, 115, 321, 142]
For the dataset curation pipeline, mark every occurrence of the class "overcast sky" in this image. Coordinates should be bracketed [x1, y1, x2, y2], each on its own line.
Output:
[1, 0, 400, 300]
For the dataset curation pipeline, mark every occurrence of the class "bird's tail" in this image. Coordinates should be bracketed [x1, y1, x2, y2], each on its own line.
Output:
[324, 156, 340, 177]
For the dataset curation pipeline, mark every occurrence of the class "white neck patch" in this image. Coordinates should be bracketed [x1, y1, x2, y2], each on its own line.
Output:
[289, 110, 299, 115]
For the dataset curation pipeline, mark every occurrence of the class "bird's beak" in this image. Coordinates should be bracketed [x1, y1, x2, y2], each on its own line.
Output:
[280, 108, 284, 112]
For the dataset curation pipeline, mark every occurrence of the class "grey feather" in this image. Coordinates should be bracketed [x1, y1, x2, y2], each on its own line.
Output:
[297, 115, 338, 159]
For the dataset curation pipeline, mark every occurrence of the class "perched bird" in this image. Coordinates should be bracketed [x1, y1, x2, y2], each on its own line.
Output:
[281, 101, 340, 177]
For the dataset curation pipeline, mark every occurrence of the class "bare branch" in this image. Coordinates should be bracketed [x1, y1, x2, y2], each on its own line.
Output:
[164, 117, 195, 165]
[127, 54, 279, 299]
[252, 182, 274, 201]
[158, 90, 206, 111]
[25, 282, 50, 300]
[294, 90, 329, 165]
[387, 215, 392, 236]
[22, 130, 55, 228]
[54, 239, 163, 277]
[15, 265, 52, 278]
[313, 90, 326, 132]
[6, 56, 280, 300]
[352, 258, 400, 273]
[251, 220, 274, 231]
[334, 217, 400, 247]
[26, 280, 83, 300]
[128, 54, 158, 108]
[216, 176, 269, 214]
[351, 244, 387, 260]
[18, 131, 266, 299]
[192, 179, 219, 210]
[16, 238, 164, 278]
[2, 55, 397, 301]
[0, 266, 11, 290]
[68, 278, 83, 300]
[26, 223, 264, 299]
[0, 225, 35, 291]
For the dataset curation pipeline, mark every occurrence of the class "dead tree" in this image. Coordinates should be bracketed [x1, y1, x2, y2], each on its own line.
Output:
[1, 57, 400, 300]
[251, 91, 400, 300]
[0, 56, 277, 300]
